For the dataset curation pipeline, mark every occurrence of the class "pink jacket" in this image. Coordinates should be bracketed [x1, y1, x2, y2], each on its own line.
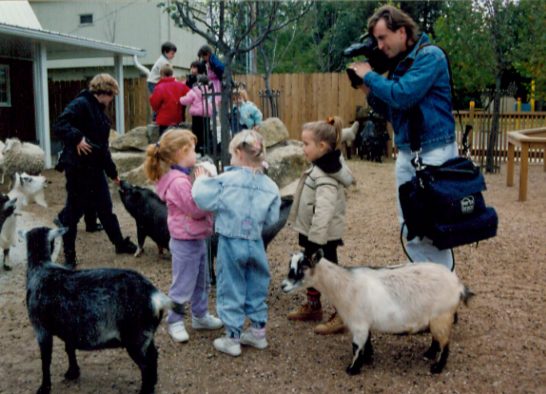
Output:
[179, 85, 214, 117]
[156, 169, 213, 240]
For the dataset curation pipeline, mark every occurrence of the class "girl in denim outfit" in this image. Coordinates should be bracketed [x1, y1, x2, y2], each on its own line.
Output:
[144, 129, 223, 343]
[286, 117, 354, 335]
[192, 130, 281, 357]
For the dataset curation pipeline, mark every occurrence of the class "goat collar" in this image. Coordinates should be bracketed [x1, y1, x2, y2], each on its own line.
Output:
[313, 149, 342, 174]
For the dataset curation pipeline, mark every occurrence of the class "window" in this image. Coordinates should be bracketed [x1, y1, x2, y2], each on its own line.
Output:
[0, 65, 10, 107]
[80, 14, 93, 25]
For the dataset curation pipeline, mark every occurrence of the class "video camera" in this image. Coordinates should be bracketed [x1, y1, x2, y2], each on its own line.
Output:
[344, 33, 390, 89]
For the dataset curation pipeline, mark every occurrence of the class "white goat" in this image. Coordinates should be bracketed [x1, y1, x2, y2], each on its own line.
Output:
[2, 138, 45, 189]
[341, 121, 359, 147]
[281, 250, 474, 375]
[0, 173, 48, 270]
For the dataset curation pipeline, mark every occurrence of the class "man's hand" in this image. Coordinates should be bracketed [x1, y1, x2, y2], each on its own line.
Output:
[77, 138, 92, 156]
[112, 176, 121, 185]
[350, 62, 373, 79]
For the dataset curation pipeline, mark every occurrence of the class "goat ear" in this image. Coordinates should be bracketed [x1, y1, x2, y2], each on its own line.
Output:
[48, 227, 69, 242]
[310, 249, 324, 267]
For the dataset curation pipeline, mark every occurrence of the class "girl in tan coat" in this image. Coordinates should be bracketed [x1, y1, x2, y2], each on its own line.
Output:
[286, 117, 354, 334]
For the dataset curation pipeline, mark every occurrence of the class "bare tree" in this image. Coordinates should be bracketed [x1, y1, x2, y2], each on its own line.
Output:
[164, 1, 312, 167]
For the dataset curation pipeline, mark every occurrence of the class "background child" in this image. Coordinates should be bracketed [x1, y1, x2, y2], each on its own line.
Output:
[143, 129, 223, 343]
[179, 75, 214, 156]
[286, 116, 354, 335]
[232, 88, 262, 134]
[147, 41, 177, 122]
[185, 60, 206, 89]
[198, 45, 224, 108]
[192, 130, 281, 357]
[149, 64, 190, 136]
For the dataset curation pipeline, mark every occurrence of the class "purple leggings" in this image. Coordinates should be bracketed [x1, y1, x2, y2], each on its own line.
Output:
[166, 238, 211, 324]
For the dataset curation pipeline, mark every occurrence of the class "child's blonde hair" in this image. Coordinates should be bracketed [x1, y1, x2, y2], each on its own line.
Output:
[236, 87, 248, 102]
[229, 130, 266, 173]
[160, 63, 174, 77]
[144, 129, 197, 181]
[302, 116, 343, 151]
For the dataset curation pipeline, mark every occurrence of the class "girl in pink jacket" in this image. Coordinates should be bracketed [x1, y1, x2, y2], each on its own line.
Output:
[143, 128, 223, 343]
[180, 75, 214, 156]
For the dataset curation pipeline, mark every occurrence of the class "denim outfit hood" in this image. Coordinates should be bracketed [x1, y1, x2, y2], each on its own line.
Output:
[192, 166, 281, 240]
[156, 169, 213, 240]
[364, 33, 455, 152]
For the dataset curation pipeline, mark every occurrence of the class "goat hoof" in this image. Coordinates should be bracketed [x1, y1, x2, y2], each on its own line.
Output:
[64, 368, 80, 380]
[134, 248, 143, 258]
[345, 364, 361, 376]
[423, 349, 438, 361]
[37, 385, 51, 394]
[430, 362, 444, 374]
[3, 264, 12, 271]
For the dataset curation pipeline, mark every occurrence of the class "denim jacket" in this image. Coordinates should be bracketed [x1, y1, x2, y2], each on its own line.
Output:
[364, 33, 455, 152]
[192, 167, 281, 240]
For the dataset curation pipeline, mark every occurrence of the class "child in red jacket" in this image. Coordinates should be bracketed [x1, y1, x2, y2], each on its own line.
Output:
[149, 64, 190, 136]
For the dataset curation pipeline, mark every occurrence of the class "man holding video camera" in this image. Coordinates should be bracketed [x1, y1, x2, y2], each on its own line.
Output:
[350, 5, 457, 270]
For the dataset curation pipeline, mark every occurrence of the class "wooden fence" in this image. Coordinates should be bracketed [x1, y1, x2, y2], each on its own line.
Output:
[48, 74, 545, 162]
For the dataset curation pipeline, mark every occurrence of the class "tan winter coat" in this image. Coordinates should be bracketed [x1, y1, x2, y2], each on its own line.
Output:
[287, 162, 354, 245]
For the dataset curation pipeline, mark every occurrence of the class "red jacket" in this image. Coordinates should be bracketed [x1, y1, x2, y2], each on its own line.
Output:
[149, 77, 190, 126]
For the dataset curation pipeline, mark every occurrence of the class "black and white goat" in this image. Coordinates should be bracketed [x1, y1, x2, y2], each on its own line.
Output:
[23, 226, 180, 394]
[281, 250, 474, 375]
[1, 173, 48, 270]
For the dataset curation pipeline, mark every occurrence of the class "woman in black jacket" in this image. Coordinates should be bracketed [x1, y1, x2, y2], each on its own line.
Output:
[54, 74, 137, 267]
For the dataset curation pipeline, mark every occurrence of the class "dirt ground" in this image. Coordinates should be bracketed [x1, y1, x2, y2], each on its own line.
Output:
[0, 158, 544, 394]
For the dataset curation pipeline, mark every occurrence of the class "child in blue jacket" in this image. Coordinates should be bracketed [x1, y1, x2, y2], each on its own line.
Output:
[232, 88, 263, 134]
[192, 130, 281, 357]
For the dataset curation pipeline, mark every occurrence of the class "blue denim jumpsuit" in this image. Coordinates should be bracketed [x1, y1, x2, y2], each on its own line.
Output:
[192, 167, 281, 338]
[364, 33, 457, 270]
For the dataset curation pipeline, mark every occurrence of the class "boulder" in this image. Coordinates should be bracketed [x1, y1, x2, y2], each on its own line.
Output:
[147, 124, 159, 144]
[119, 163, 156, 191]
[111, 152, 146, 175]
[110, 126, 150, 151]
[266, 140, 309, 189]
[109, 130, 121, 143]
[259, 117, 289, 147]
[279, 178, 299, 199]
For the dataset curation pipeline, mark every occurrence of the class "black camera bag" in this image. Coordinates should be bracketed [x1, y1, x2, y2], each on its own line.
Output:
[399, 43, 498, 252]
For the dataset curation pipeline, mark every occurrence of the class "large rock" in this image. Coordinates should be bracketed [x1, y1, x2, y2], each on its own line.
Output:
[119, 163, 156, 191]
[109, 130, 121, 143]
[110, 126, 150, 151]
[266, 140, 309, 189]
[111, 152, 146, 175]
[259, 117, 289, 148]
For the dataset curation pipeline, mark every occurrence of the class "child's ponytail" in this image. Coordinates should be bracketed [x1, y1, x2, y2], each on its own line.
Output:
[303, 116, 344, 151]
[143, 129, 197, 182]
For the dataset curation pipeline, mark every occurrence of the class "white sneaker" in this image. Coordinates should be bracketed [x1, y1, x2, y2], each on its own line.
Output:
[192, 314, 224, 330]
[168, 322, 189, 343]
[241, 329, 268, 349]
[213, 336, 241, 357]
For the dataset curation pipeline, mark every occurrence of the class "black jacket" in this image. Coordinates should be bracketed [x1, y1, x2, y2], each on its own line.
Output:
[53, 90, 118, 179]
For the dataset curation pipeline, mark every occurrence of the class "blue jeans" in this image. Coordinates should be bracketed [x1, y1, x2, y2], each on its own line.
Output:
[147, 82, 157, 122]
[395, 142, 458, 270]
[216, 236, 270, 338]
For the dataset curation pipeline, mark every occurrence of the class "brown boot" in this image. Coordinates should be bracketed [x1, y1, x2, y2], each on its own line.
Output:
[315, 313, 348, 334]
[287, 302, 323, 321]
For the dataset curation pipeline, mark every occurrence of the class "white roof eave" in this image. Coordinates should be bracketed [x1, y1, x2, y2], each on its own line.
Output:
[0, 22, 146, 58]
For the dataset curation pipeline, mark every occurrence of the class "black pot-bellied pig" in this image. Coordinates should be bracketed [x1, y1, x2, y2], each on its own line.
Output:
[23, 226, 181, 394]
[119, 180, 170, 257]
[282, 250, 474, 375]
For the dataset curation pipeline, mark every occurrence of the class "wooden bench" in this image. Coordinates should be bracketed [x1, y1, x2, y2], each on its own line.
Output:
[507, 127, 546, 201]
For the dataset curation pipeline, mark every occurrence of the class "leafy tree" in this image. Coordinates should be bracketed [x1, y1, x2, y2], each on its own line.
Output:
[513, 1, 546, 102]
[435, 0, 523, 173]
[162, 1, 311, 166]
